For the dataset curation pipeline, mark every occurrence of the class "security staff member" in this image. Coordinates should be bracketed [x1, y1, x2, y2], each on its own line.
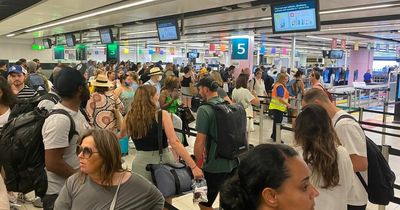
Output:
[269, 73, 290, 142]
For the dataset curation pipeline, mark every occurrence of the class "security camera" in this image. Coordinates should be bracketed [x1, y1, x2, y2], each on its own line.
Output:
[261, 7, 267, 11]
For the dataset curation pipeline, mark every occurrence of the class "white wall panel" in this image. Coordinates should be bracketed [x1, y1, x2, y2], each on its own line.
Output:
[0, 38, 53, 62]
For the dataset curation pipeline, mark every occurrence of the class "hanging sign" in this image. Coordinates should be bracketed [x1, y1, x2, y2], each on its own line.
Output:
[209, 44, 216, 51]
[354, 41, 359, 51]
[331, 38, 337, 49]
[341, 39, 346, 49]
[231, 38, 249, 60]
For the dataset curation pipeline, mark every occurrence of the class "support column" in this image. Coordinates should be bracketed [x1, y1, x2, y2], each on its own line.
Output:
[291, 35, 296, 70]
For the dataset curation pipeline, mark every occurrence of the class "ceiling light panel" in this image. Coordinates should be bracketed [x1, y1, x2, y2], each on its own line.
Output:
[24, 0, 159, 33]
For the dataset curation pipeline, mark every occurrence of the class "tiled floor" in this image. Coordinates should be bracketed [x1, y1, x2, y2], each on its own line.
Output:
[15, 104, 400, 210]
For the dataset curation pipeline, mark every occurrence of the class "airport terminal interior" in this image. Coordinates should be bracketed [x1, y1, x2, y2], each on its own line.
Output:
[0, 0, 400, 209]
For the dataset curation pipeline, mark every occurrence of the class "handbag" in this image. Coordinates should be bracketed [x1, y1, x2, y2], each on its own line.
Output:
[146, 110, 193, 198]
[178, 107, 195, 124]
[189, 83, 198, 96]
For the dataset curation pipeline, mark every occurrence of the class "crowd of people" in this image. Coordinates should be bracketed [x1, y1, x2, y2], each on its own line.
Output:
[0, 59, 368, 210]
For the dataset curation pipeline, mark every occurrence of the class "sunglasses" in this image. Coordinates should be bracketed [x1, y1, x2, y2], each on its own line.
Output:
[76, 146, 99, 159]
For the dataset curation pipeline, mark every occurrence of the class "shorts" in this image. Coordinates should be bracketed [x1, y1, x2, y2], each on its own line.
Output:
[199, 169, 236, 207]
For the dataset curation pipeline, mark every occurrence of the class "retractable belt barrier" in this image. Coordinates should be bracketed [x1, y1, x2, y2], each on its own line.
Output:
[174, 128, 197, 137]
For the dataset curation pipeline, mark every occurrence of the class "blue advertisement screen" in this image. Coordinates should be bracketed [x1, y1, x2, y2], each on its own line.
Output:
[157, 20, 180, 41]
[272, 0, 319, 33]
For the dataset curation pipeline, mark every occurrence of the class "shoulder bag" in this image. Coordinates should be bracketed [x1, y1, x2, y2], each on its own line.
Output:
[146, 110, 193, 198]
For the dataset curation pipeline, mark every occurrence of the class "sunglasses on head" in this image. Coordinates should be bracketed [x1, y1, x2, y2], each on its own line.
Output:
[76, 146, 99, 159]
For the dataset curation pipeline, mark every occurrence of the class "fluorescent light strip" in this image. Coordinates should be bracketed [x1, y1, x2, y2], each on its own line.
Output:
[320, 4, 399, 14]
[24, 0, 158, 33]
[259, 17, 272, 21]
[321, 24, 400, 31]
[306, 35, 331, 41]
[258, 4, 398, 21]
[6, 34, 15, 37]
[125, 30, 157, 35]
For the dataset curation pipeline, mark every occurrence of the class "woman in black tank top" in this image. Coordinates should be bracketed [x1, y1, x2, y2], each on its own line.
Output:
[120, 85, 203, 190]
[180, 66, 194, 108]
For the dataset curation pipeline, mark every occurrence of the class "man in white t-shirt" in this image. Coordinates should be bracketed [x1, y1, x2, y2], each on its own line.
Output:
[41, 67, 91, 210]
[302, 88, 368, 210]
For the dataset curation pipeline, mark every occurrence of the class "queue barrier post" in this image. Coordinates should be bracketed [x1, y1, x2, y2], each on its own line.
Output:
[259, 103, 264, 145]
[382, 103, 388, 145]
[359, 108, 364, 122]
[276, 123, 282, 144]
[296, 94, 302, 113]
[378, 145, 391, 210]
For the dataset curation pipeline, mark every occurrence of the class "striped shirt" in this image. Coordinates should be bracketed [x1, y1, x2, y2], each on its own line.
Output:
[17, 85, 39, 99]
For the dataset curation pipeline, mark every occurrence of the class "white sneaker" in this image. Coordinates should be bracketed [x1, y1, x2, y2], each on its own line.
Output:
[17, 193, 34, 203]
[33, 197, 43, 208]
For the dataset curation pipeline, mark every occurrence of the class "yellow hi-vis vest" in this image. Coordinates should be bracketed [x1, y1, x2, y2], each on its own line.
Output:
[269, 83, 289, 112]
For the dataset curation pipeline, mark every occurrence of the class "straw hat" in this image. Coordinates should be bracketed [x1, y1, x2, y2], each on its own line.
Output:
[90, 74, 114, 87]
[148, 67, 163, 76]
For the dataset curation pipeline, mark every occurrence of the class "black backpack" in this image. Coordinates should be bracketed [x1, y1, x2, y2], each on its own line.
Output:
[204, 101, 248, 160]
[335, 115, 395, 205]
[0, 108, 77, 197]
[9, 93, 60, 120]
[263, 74, 274, 92]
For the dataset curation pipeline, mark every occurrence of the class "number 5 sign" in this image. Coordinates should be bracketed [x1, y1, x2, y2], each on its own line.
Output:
[231, 38, 249, 60]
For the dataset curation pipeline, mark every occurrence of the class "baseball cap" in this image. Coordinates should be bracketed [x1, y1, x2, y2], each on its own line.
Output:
[7, 65, 27, 75]
[196, 76, 218, 91]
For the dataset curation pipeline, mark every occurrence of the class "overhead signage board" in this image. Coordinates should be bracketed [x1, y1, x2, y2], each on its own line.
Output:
[231, 38, 249, 60]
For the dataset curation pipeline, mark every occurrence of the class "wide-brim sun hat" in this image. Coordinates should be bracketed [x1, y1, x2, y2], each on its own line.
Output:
[148, 67, 163, 76]
[90, 74, 114, 87]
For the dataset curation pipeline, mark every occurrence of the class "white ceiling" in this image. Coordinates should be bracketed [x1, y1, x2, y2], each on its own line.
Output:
[2, 0, 400, 49]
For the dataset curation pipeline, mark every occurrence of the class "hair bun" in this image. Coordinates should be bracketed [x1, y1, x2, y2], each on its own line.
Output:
[220, 175, 252, 210]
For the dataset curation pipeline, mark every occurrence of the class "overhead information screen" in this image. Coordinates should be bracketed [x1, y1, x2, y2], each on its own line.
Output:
[157, 19, 180, 41]
[99, 28, 113, 44]
[271, 0, 320, 34]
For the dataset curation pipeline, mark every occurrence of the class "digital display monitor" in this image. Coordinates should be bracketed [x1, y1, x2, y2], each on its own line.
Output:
[397, 74, 400, 100]
[187, 52, 199, 59]
[323, 68, 333, 83]
[106, 43, 119, 64]
[65, 33, 76, 47]
[76, 45, 87, 61]
[322, 50, 330, 58]
[156, 19, 180, 41]
[271, 0, 320, 34]
[330, 50, 344, 59]
[54, 46, 65, 60]
[43, 39, 52, 49]
[99, 28, 113, 44]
